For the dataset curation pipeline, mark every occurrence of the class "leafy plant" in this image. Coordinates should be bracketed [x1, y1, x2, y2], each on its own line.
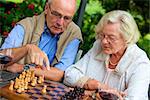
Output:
[0, 0, 46, 37]
[0, 0, 149, 58]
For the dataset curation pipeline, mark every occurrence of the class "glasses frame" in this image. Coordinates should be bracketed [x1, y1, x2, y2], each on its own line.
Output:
[99, 33, 120, 43]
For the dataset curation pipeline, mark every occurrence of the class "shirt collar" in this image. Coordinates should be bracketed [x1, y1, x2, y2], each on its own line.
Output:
[94, 45, 134, 76]
[44, 23, 60, 38]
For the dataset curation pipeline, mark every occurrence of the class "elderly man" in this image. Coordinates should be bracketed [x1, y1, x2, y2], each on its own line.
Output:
[1, 0, 82, 81]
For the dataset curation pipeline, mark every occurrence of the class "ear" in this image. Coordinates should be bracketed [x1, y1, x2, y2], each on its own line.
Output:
[44, 3, 49, 14]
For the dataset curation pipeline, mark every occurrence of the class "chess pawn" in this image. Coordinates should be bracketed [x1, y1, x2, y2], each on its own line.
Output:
[31, 72, 35, 81]
[31, 77, 37, 86]
[31, 82, 36, 87]
[9, 80, 14, 91]
[24, 82, 28, 90]
[38, 77, 42, 84]
[22, 71, 26, 79]
[26, 69, 30, 73]
[38, 75, 44, 84]
[24, 77, 28, 83]
[17, 88, 22, 93]
[21, 86, 25, 92]
[19, 74, 23, 79]
[42, 85, 47, 94]
[41, 75, 44, 83]
[14, 78, 19, 89]
[14, 82, 19, 89]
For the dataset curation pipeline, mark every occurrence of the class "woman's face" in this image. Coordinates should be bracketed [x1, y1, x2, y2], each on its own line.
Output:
[99, 23, 126, 54]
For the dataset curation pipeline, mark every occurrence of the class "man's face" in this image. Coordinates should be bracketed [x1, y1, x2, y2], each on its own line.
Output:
[45, 0, 76, 35]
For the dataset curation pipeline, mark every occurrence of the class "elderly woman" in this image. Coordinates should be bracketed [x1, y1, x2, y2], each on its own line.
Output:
[63, 10, 150, 99]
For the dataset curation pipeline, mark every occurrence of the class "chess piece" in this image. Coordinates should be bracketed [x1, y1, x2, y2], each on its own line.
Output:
[9, 80, 14, 91]
[41, 75, 44, 83]
[31, 71, 35, 81]
[14, 78, 19, 89]
[19, 74, 23, 79]
[38, 75, 44, 84]
[17, 88, 22, 93]
[24, 82, 28, 90]
[31, 77, 37, 86]
[38, 76, 42, 84]
[22, 71, 26, 79]
[42, 85, 47, 94]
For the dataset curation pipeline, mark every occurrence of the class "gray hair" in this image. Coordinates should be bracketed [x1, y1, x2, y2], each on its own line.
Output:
[95, 10, 141, 45]
[47, 0, 52, 4]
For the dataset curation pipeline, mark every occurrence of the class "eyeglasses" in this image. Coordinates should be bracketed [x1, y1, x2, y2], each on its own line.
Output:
[48, 4, 73, 23]
[99, 33, 119, 43]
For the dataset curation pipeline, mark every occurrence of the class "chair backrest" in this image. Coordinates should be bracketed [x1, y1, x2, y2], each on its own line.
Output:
[148, 84, 150, 99]
[0, 36, 2, 47]
[75, 49, 83, 63]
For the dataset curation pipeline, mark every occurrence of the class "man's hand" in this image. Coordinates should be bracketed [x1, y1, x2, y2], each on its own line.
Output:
[26, 44, 50, 70]
[29, 67, 64, 82]
[6, 63, 24, 73]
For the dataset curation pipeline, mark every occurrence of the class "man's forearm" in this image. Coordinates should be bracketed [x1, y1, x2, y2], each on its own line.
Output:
[11, 45, 28, 63]
[6, 63, 24, 73]
[0, 45, 28, 65]
[31, 67, 64, 82]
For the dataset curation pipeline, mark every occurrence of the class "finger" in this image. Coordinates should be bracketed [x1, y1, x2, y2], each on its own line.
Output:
[43, 52, 50, 70]
[35, 53, 40, 65]
[119, 91, 127, 96]
[39, 57, 43, 66]
[41, 64, 47, 70]
[31, 54, 35, 64]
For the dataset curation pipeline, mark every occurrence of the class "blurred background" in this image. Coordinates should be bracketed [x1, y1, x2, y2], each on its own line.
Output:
[0, 0, 150, 58]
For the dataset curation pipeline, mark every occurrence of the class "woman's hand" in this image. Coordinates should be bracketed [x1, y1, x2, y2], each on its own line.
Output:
[83, 79, 100, 90]
[26, 44, 50, 70]
[100, 89, 126, 100]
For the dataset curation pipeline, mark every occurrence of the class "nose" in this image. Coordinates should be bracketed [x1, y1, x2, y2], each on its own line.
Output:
[56, 17, 64, 26]
[101, 37, 109, 44]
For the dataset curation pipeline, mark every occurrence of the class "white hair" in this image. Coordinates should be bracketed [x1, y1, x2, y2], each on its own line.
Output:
[47, 0, 52, 4]
[95, 10, 141, 45]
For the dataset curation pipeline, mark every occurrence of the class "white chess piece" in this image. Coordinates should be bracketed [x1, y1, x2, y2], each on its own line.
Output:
[9, 80, 14, 91]
[42, 85, 47, 94]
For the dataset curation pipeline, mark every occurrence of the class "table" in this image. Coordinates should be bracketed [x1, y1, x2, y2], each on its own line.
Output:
[0, 80, 70, 100]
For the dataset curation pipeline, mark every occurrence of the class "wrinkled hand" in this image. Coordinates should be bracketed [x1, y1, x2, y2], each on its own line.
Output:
[26, 44, 50, 70]
[6, 63, 24, 73]
[100, 89, 126, 100]
[84, 79, 100, 90]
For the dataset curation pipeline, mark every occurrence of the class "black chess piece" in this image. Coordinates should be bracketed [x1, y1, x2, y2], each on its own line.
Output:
[61, 87, 85, 100]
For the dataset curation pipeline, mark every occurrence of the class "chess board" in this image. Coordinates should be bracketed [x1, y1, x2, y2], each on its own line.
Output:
[0, 80, 70, 100]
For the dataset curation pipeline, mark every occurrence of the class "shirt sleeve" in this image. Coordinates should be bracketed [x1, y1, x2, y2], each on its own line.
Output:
[63, 46, 94, 87]
[1, 24, 24, 49]
[54, 39, 80, 71]
[124, 56, 150, 100]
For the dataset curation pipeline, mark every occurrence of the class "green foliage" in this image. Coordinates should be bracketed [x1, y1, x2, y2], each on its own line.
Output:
[0, 0, 149, 59]
[81, 0, 106, 54]
[80, 0, 150, 59]
[0, 0, 46, 37]
[138, 34, 150, 58]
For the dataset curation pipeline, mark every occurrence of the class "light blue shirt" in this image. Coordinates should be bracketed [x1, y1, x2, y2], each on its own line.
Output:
[1, 24, 80, 71]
